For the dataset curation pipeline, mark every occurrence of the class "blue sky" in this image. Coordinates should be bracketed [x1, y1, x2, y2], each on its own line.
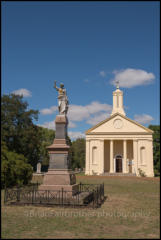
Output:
[2, 1, 160, 139]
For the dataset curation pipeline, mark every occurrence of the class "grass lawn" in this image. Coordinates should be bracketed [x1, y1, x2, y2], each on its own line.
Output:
[1, 175, 160, 239]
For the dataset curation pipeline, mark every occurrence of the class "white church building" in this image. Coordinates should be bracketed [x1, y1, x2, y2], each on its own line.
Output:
[85, 84, 154, 177]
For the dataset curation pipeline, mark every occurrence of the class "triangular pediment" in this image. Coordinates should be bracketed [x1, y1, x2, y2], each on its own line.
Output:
[86, 113, 153, 134]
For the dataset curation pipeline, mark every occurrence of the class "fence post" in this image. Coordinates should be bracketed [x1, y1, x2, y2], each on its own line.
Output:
[99, 185, 101, 204]
[32, 189, 34, 204]
[103, 182, 104, 199]
[80, 182, 82, 192]
[96, 187, 99, 207]
[47, 190, 49, 203]
[17, 186, 20, 202]
[4, 187, 7, 204]
[61, 188, 64, 205]
[45, 190, 47, 203]
[59, 190, 60, 204]
[93, 190, 95, 208]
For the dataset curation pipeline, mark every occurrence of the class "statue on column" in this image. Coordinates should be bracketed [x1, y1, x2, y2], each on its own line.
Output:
[54, 81, 69, 115]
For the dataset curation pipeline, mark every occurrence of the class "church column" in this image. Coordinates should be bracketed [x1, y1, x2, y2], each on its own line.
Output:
[133, 140, 138, 175]
[85, 140, 90, 175]
[123, 140, 127, 173]
[110, 140, 114, 173]
[99, 140, 104, 174]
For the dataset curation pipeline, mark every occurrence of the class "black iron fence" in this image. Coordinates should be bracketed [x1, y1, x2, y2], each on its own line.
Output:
[4, 182, 105, 208]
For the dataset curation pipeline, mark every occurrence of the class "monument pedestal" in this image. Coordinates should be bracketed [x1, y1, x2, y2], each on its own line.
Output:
[39, 115, 79, 195]
[39, 169, 79, 193]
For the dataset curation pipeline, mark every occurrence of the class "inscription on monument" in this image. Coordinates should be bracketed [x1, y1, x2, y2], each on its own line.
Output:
[49, 153, 68, 169]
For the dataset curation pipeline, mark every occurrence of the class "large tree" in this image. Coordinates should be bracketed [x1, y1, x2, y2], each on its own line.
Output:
[148, 125, 160, 176]
[1, 94, 41, 169]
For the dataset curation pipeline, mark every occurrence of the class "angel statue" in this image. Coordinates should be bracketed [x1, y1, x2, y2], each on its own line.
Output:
[54, 81, 69, 115]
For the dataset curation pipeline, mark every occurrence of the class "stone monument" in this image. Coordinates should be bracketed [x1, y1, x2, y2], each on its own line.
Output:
[36, 156, 43, 174]
[36, 162, 41, 174]
[39, 81, 79, 195]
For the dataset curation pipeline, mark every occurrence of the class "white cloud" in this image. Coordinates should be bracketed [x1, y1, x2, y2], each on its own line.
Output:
[40, 106, 57, 115]
[134, 114, 154, 125]
[38, 120, 76, 130]
[86, 101, 112, 114]
[38, 121, 55, 130]
[68, 105, 89, 122]
[39, 101, 112, 133]
[12, 88, 32, 97]
[68, 131, 85, 140]
[111, 68, 155, 88]
[68, 121, 77, 128]
[99, 71, 106, 77]
[87, 113, 110, 125]
[67, 101, 112, 123]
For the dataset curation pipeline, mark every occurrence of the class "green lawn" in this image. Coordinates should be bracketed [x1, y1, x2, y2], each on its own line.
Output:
[1, 175, 160, 239]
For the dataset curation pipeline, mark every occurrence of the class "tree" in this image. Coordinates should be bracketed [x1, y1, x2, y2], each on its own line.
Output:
[1, 141, 33, 188]
[37, 126, 55, 171]
[70, 138, 85, 169]
[1, 94, 41, 169]
[148, 125, 160, 176]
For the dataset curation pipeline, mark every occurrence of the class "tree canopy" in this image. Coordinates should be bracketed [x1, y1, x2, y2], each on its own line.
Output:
[1, 94, 41, 187]
[148, 125, 160, 176]
[2, 94, 41, 168]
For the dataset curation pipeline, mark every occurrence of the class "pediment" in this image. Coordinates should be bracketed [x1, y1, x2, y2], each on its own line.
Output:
[86, 113, 153, 134]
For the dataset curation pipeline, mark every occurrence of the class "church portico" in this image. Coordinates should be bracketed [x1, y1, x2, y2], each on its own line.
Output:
[86, 138, 136, 175]
[85, 83, 154, 177]
[85, 136, 153, 176]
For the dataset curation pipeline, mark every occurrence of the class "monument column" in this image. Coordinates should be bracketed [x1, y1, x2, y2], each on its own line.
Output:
[110, 140, 114, 173]
[39, 81, 79, 195]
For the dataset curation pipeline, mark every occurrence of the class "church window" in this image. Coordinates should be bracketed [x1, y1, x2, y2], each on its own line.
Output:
[92, 146, 97, 164]
[140, 147, 146, 165]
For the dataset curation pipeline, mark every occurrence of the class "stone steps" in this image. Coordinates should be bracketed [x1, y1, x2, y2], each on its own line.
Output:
[101, 173, 136, 176]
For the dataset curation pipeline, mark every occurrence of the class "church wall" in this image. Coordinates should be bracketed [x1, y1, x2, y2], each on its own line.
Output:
[137, 140, 154, 177]
[146, 140, 154, 177]
[137, 140, 148, 174]
[89, 140, 100, 175]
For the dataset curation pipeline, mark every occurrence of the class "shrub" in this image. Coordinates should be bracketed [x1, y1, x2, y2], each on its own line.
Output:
[138, 168, 146, 177]
[1, 145, 33, 188]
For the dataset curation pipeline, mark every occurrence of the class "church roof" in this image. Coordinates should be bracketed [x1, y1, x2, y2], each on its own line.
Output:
[85, 112, 153, 135]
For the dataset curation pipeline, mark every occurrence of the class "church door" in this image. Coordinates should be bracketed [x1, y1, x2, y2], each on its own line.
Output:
[116, 155, 122, 172]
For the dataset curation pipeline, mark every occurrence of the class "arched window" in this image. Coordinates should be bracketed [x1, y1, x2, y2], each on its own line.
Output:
[92, 147, 97, 164]
[140, 147, 146, 165]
